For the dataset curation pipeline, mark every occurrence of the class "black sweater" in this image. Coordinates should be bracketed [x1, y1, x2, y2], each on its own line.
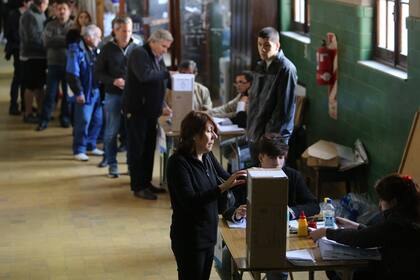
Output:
[123, 43, 170, 118]
[326, 209, 420, 279]
[94, 39, 138, 95]
[223, 166, 320, 221]
[167, 152, 230, 249]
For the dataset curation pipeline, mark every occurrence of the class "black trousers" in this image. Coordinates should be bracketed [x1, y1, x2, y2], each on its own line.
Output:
[126, 114, 157, 192]
[171, 243, 214, 280]
[9, 52, 24, 110]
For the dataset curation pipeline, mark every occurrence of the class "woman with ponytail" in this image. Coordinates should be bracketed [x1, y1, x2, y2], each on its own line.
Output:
[311, 174, 420, 279]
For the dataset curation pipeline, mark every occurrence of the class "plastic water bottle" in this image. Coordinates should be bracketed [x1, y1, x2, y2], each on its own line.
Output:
[323, 198, 335, 228]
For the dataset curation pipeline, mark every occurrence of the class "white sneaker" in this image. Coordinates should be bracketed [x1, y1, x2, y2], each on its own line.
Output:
[88, 148, 104, 156]
[74, 153, 89, 161]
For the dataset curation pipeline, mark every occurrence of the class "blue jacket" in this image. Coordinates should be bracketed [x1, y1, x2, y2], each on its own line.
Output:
[66, 40, 99, 104]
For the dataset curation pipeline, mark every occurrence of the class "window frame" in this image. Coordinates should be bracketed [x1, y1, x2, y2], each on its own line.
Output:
[374, 0, 408, 70]
[291, 0, 310, 34]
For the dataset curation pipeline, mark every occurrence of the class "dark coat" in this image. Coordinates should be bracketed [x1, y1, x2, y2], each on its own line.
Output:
[123, 43, 170, 118]
[167, 152, 230, 249]
[247, 50, 297, 143]
[4, 9, 21, 58]
[94, 39, 138, 95]
[326, 209, 420, 279]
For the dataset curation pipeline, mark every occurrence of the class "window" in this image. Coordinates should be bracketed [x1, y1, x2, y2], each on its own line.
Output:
[292, 0, 310, 33]
[375, 0, 409, 69]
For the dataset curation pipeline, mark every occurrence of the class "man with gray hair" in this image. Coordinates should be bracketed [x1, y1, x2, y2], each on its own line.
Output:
[94, 15, 139, 177]
[66, 24, 103, 161]
[123, 29, 173, 200]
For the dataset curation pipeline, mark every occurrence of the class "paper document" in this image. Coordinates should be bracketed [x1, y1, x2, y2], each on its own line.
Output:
[286, 249, 315, 262]
[212, 117, 233, 126]
[318, 237, 381, 261]
[227, 219, 246, 229]
[217, 125, 244, 133]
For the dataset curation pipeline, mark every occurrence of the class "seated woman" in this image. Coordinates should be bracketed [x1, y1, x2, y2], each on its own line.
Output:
[310, 174, 420, 280]
[220, 133, 319, 280]
[167, 111, 247, 280]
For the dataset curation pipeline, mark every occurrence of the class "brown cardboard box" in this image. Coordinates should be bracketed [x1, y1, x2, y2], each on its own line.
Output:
[171, 74, 195, 131]
[246, 168, 289, 268]
[301, 139, 368, 170]
[301, 140, 340, 167]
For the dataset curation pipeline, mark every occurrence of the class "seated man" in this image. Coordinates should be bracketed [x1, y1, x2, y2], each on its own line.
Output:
[220, 133, 320, 280]
[208, 70, 252, 129]
[165, 60, 212, 111]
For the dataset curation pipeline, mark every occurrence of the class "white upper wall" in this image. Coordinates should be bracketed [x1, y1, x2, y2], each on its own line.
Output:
[411, 0, 420, 17]
[335, 0, 420, 17]
[335, 0, 373, 5]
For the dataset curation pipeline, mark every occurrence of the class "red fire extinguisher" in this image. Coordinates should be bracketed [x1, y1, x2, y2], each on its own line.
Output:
[316, 40, 334, 85]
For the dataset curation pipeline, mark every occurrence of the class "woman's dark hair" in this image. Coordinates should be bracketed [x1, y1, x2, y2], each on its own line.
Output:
[74, 10, 92, 30]
[177, 111, 218, 155]
[257, 133, 288, 158]
[375, 174, 420, 221]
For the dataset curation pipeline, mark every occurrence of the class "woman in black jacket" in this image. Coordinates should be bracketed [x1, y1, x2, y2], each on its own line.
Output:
[310, 174, 420, 280]
[167, 111, 246, 280]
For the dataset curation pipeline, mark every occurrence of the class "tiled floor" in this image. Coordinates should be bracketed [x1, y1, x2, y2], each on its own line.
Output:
[0, 54, 328, 280]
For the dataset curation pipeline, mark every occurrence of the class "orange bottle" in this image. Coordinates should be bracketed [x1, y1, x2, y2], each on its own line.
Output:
[297, 211, 308, 237]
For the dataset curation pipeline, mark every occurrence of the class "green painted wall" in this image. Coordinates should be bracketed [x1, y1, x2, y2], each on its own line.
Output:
[279, 0, 419, 193]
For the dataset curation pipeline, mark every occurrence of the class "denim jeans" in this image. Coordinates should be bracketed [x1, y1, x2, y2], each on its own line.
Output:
[103, 93, 123, 166]
[73, 90, 103, 154]
[40, 65, 69, 124]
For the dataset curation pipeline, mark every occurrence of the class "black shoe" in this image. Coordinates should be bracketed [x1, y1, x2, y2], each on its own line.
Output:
[117, 144, 126, 153]
[60, 116, 70, 128]
[134, 189, 157, 200]
[97, 158, 108, 168]
[23, 114, 39, 124]
[36, 122, 48, 131]
[9, 107, 20, 116]
[148, 183, 166, 194]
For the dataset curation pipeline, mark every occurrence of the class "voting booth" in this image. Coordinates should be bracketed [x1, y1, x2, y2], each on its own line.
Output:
[246, 168, 289, 268]
[171, 74, 195, 132]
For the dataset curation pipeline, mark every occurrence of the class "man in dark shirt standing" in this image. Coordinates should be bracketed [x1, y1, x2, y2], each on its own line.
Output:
[4, 0, 31, 115]
[94, 15, 139, 178]
[247, 27, 297, 164]
[123, 29, 173, 200]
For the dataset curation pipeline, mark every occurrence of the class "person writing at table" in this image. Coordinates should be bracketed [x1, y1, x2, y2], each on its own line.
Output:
[167, 111, 247, 280]
[310, 174, 420, 280]
[221, 133, 319, 280]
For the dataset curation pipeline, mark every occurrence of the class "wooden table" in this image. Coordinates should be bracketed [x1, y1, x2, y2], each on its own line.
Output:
[218, 219, 368, 280]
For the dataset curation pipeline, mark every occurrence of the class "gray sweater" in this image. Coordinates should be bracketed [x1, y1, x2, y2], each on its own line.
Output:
[43, 19, 74, 66]
[19, 4, 46, 59]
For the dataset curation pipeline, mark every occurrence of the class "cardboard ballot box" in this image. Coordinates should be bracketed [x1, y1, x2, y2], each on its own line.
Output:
[246, 168, 289, 268]
[171, 73, 195, 132]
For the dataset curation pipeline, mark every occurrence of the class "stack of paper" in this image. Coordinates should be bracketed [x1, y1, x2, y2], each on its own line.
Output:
[226, 219, 246, 229]
[286, 249, 315, 264]
[318, 237, 381, 260]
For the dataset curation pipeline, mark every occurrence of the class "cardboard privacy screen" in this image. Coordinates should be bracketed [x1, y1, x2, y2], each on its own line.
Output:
[399, 110, 420, 183]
